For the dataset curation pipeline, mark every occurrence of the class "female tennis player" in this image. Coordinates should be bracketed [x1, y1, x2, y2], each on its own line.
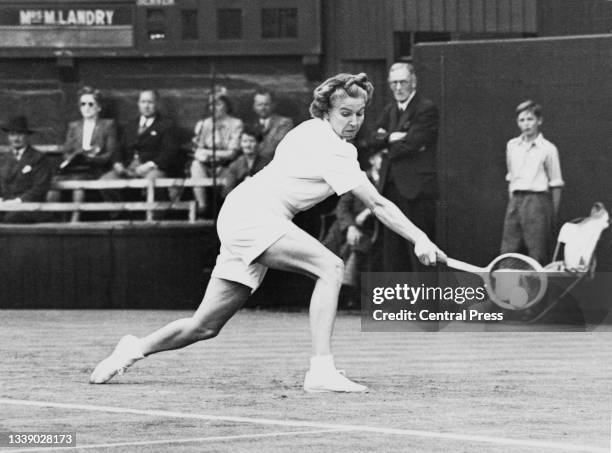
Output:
[90, 73, 446, 392]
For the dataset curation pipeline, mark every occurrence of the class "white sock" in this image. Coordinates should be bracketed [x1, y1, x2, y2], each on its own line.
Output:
[310, 355, 336, 373]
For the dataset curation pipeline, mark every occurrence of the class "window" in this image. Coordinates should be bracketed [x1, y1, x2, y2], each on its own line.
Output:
[181, 9, 198, 40]
[261, 8, 297, 39]
[217, 9, 242, 39]
[147, 9, 166, 41]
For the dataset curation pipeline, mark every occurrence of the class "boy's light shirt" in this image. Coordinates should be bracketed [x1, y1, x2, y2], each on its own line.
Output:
[506, 133, 564, 193]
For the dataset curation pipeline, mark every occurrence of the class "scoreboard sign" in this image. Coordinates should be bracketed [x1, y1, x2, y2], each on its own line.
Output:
[18, 9, 119, 26]
[0, 3, 133, 48]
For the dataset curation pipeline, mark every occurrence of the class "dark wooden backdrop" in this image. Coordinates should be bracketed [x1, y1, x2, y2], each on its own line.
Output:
[415, 34, 612, 268]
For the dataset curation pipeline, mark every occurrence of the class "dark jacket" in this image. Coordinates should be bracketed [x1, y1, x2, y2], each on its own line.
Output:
[0, 146, 52, 202]
[222, 153, 271, 198]
[115, 114, 181, 175]
[370, 93, 439, 200]
[61, 118, 118, 175]
[251, 114, 294, 159]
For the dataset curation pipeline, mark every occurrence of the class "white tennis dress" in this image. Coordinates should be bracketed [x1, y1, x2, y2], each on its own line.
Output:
[212, 118, 369, 290]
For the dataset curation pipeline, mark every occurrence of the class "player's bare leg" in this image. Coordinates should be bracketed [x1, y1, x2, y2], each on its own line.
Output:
[90, 279, 250, 384]
[258, 223, 368, 392]
[139, 279, 250, 354]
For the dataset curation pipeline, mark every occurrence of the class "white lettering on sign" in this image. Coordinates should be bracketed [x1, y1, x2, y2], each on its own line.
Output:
[136, 0, 175, 6]
[19, 9, 116, 26]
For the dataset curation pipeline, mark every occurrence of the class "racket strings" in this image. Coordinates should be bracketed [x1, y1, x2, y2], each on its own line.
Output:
[488, 256, 545, 309]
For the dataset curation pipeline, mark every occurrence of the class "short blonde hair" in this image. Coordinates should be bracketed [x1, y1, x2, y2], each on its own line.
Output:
[309, 73, 374, 119]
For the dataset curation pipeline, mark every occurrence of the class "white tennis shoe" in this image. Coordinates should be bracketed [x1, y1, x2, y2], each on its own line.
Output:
[89, 335, 144, 384]
[303, 369, 368, 393]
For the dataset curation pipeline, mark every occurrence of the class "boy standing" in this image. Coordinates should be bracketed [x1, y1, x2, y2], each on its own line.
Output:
[501, 100, 564, 264]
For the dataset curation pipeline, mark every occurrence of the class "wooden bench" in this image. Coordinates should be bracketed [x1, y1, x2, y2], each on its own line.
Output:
[0, 177, 224, 223]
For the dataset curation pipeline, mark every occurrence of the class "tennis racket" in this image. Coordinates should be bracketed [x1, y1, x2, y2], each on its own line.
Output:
[444, 253, 548, 310]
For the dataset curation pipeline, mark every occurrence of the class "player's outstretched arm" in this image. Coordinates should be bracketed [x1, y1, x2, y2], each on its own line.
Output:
[350, 181, 446, 266]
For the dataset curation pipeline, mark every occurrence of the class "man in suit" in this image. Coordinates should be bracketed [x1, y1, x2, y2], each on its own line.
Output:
[0, 116, 52, 223]
[251, 90, 293, 159]
[102, 89, 181, 182]
[100, 90, 181, 207]
[369, 62, 440, 272]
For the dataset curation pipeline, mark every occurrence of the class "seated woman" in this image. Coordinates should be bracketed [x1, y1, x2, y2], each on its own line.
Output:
[222, 125, 272, 198]
[190, 92, 243, 216]
[49, 86, 118, 203]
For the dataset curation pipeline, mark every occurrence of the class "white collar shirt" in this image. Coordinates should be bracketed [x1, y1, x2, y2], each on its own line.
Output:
[259, 117, 270, 131]
[140, 116, 154, 130]
[506, 133, 564, 193]
[397, 91, 416, 112]
[12, 147, 26, 161]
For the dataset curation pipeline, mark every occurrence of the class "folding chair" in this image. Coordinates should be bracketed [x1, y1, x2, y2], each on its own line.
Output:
[528, 202, 609, 322]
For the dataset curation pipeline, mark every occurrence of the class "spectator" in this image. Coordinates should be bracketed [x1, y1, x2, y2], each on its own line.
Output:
[322, 150, 383, 307]
[0, 116, 52, 223]
[369, 62, 439, 273]
[102, 89, 181, 181]
[59, 86, 117, 179]
[251, 89, 293, 159]
[190, 92, 243, 216]
[48, 86, 118, 204]
[501, 100, 564, 264]
[100, 90, 181, 203]
[222, 125, 271, 198]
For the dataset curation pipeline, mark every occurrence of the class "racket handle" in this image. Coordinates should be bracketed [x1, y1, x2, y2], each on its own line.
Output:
[445, 258, 484, 274]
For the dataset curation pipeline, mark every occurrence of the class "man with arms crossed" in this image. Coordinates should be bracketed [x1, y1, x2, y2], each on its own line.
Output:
[370, 62, 440, 273]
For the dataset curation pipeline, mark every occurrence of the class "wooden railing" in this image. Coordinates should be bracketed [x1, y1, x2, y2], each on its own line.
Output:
[0, 144, 62, 154]
[0, 177, 222, 223]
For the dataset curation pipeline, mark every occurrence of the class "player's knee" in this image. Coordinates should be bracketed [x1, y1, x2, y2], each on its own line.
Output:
[189, 319, 221, 341]
[319, 254, 344, 284]
[194, 326, 220, 341]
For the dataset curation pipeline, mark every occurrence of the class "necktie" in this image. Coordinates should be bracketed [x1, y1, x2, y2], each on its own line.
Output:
[138, 118, 148, 135]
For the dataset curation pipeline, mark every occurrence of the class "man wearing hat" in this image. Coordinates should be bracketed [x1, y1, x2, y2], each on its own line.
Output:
[0, 116, 53, 222]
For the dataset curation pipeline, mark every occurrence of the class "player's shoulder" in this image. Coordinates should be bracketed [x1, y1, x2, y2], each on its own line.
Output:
[292, 118, 328, 139]
[329, 137, 358, 162]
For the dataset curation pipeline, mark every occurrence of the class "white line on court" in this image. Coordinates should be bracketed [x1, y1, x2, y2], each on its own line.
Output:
[0, 429, 348, 452]
[0, 398, 606, 453]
